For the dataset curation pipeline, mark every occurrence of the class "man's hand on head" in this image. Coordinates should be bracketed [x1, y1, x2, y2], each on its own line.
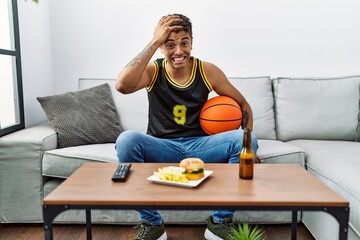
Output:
[153, 15, 182, 46]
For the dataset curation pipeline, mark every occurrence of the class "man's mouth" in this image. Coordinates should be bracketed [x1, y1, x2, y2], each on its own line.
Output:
[172, 56, 186, 64]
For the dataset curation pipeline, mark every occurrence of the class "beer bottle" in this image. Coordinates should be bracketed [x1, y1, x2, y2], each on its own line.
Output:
[239, 128, 254, 179]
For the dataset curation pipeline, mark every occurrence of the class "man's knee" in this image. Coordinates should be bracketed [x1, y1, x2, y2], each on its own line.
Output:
[115, 130, 146, 163]
[115, 130, 143, 148]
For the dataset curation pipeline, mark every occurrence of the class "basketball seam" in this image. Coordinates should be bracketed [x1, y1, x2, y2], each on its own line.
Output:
[199, 118, 242, 122]
[201, 103, 241, 113]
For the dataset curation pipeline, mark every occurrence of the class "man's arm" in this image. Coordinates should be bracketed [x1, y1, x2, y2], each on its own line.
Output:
[115, 16, 182, 94]
[203, 62, 254, 131]
[204, 62, 260, 163]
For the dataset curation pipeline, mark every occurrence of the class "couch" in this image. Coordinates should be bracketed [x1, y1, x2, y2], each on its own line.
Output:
[0, 76, 359, 240]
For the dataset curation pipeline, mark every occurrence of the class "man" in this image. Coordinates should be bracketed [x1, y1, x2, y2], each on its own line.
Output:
[115, 14, 258, 240]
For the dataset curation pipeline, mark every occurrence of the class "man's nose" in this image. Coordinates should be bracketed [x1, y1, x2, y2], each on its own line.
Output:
[174, 45, 183, 54]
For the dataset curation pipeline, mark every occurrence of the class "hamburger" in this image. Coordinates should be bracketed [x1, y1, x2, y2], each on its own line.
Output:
[179, 158, 205, 180]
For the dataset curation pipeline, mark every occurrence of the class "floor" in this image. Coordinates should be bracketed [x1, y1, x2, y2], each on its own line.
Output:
[0, 223, 315, 240]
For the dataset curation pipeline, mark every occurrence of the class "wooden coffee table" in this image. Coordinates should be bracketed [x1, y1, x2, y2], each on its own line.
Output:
[43, 163, 349, 240]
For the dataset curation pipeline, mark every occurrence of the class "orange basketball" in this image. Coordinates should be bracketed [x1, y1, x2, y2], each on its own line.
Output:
[200, 96, 242, 135]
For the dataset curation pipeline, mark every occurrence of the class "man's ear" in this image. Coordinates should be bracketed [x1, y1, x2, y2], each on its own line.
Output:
[159, 45, 164, 54]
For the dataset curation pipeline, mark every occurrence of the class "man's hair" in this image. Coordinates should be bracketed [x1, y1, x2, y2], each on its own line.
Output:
[167, 13, 193, 39]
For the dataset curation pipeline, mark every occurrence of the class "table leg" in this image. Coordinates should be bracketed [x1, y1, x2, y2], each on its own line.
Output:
[325, 207, 350, 240]
[43, 205, 67, 240]
[86, 209, 92, 240]
[43, 223, 53, 240]
[291, 211, 297, 240]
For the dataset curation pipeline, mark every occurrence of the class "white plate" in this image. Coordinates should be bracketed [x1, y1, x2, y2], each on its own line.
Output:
[147, 168, 213, 188]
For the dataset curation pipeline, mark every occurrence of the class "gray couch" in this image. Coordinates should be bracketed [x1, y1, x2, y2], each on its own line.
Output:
[0, 76, 359, 240]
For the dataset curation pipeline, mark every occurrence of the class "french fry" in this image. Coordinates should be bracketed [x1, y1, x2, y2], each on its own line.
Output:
[154, 167, 189, 183]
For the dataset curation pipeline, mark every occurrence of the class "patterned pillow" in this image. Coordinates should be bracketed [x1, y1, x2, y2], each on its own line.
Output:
[37, 83, 123, 148]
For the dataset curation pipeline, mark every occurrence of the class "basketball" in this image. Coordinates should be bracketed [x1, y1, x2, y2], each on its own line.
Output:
[200, 96, 242, 135]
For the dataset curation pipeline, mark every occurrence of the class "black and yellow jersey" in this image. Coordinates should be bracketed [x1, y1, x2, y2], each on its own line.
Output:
[146, 57, 213, 138]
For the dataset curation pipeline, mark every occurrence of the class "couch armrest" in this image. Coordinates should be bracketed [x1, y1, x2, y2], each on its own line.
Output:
[0, 123, 57, 223]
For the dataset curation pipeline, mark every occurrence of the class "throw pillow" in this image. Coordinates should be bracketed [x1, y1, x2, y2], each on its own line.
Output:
[37, 83, 123, 148]
[273, 75, 360, 141]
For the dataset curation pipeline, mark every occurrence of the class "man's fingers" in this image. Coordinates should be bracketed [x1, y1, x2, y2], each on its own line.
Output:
[159, 15, 181, 25]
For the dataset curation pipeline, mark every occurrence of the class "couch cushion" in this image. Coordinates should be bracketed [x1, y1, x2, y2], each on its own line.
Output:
[257, 140, 305, 167]
[78, 78, 148, 133]
[42, 143, 117, 178]
[37, 83, 122, 148]
[288, 139, 360, 237]
[209, 77, 276, 140]
[273, 75, 360, 141]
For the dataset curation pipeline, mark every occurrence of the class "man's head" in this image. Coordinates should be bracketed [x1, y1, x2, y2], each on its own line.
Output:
[160, 14, 193, 70]
[165, 13, 192, 39]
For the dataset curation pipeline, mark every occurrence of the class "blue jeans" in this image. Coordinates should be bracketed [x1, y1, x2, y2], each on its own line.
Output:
[115, 129, 258, 225]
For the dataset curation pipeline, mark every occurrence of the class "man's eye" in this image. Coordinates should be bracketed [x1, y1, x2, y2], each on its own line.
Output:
[182, 42, 189, 47]
[167, 44, 174, 49]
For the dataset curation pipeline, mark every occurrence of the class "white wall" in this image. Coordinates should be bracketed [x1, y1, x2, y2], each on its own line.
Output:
[18, 0, 53, 127]
[20, 0, 360, 126]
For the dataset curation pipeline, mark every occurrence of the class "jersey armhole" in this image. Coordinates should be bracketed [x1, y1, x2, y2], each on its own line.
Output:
[199, 61, 213, 92]
[146, 61, 159, 92]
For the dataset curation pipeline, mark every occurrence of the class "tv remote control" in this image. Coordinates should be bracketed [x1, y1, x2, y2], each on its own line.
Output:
[111, 163, 131, 182]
